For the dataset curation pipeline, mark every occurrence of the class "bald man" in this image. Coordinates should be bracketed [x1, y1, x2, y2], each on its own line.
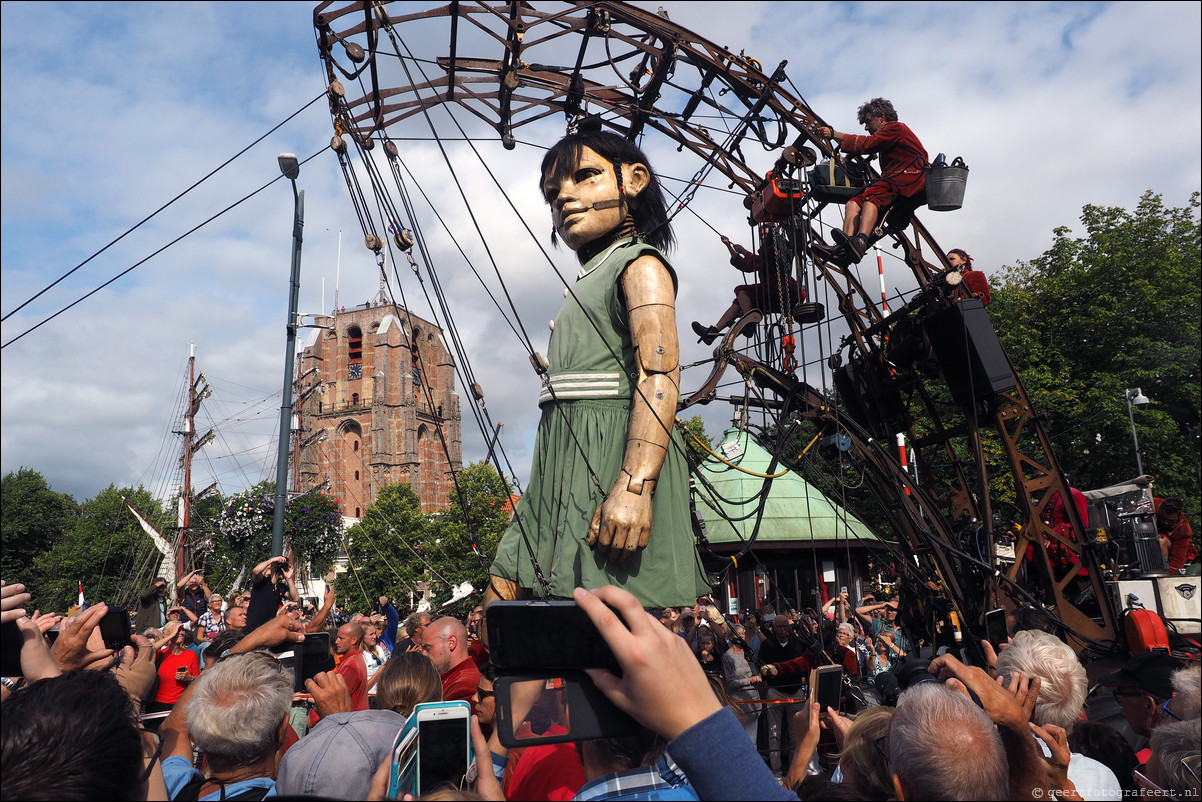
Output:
[308, 622, 369, 727]
[421, 616, 481, 715]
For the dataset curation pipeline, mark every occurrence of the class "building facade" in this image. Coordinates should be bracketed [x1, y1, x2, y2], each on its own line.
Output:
[297, 302, 462, 517]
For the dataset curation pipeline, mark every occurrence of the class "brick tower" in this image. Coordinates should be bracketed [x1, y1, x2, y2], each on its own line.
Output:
[297, 300, 462, 516]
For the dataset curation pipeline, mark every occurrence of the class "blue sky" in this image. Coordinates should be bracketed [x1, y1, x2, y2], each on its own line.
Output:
[2, 1, 1199, 506]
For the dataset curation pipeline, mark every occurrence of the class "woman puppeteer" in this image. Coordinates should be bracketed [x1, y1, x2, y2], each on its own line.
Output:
[486, 129, 710, 611]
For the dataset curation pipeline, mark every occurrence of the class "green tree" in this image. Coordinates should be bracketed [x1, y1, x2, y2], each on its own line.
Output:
[990, 191, 1200, 535]
[426, 463, 512, 617]
[336, 482, 431, 613]
[678, 415, 715, 466]
[30, 485, 163, 611]
[1, 468, 78, 581]
[336, 464, 512, 617]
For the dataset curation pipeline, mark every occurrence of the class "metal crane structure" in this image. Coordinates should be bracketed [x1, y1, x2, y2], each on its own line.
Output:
[309, 1, 1190, 662]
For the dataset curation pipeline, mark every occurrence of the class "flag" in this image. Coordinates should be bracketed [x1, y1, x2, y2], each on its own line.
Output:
[78, 580, 86, 610]
[388, 219, 401, 237]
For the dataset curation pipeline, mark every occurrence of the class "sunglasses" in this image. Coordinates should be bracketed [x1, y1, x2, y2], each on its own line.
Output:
[476, 686, 495, 699]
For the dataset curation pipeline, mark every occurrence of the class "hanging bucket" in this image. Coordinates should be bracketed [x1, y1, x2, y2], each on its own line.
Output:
[925, 157, 969, 211]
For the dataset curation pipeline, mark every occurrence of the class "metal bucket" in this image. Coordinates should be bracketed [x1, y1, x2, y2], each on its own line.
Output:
[925, 157, 969, 211]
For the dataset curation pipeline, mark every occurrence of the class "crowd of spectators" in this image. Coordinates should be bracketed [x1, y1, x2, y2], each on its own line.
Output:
[3, 572, 1199, 801]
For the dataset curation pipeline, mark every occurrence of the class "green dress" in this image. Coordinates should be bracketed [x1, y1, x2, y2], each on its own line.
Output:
[491, 238, 710, 607]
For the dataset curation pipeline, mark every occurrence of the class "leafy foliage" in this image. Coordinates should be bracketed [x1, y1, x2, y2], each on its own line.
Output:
[990, 191, 1200, 532]
[678, 415, 715, 466]
[2, 468, 78, 581]
[215, 481, 343, 580]
[335, 463, 509, 617]
[30, 485, 163, 611]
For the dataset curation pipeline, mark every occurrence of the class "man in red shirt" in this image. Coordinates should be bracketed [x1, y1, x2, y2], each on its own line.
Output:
[308, 622, 368, 727]
[421, 616, 481, 716]
[1156, 497, 1196, 573]
[814, 97, 928, 264]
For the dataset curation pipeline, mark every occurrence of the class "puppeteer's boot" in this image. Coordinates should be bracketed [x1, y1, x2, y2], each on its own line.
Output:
[691, 321, 720, 345]
[809, 239, 844, 261]
[847, 233, 871, 263]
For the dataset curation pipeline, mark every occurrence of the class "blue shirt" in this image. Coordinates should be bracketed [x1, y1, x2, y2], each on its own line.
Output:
[574, 757, 698, 801]
[161, 755, 277, 801]
[669, 708, 800, 801]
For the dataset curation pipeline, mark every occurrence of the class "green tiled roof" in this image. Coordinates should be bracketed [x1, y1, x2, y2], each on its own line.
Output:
[693, 428, 881, 546]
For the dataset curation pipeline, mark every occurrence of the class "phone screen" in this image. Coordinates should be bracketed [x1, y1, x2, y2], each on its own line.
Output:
[418, 716, 468, 794]
[1, 620, 24, 677]
[487, 601, 619, 671]
[295, 632, 334, 691]
[810, 665, 843, 712]
[98, 606, 133, 651]
[984, 608, 1008, 650]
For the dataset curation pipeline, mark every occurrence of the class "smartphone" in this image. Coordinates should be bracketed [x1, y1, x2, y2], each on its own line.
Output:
[809, 664, 844, 712]
[486, 600, 619, 671]
[387, 724, 419, 798]
[494, 671, 640, 749]
[99, 605, 133, 651]
[1, 620, 24, 677]
[984, 608, 1008, 651]
[413, 701, 473, 795]
[294, 631, 335, 692]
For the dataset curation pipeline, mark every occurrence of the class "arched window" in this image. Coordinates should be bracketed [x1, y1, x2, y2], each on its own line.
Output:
[355, 507, 361, 517]
[348, 326, 363, 362]
[354, 470, 360, 480]
[353, 440, 359, 452]
[352, 392, 359, 406]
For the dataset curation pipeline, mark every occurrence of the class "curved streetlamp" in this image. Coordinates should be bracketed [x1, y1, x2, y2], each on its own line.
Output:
[272, 154, 304, 558]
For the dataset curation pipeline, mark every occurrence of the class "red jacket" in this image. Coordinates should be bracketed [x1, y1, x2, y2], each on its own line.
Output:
[840, 121, 928, 197]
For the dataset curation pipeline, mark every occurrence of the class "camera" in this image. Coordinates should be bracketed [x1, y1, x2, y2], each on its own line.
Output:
[874, 656, 938, 706]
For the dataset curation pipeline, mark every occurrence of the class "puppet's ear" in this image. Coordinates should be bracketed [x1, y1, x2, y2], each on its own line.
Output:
[623, 162, 650, 201]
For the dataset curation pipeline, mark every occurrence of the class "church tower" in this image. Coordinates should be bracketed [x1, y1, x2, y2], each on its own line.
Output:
[297, 300, 462, 517]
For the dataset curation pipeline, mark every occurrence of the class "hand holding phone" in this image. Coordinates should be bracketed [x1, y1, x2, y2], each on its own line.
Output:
[50, 604, 117, 672]
[413, 701, 472, 795]
[572, 586, 723, 741]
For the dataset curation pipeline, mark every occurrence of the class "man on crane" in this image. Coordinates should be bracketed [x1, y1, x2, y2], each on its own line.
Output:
[813, 98, 928, 264]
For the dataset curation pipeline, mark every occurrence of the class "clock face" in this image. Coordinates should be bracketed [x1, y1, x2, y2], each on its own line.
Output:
[348, 362, 362, 380]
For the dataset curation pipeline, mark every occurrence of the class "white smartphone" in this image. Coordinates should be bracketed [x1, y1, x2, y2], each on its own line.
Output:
[413, 700, 473, 795]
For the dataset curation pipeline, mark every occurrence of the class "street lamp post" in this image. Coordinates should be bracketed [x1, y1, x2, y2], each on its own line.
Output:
[1124, 387, 1149, 477]
[272, 154, 304, 558]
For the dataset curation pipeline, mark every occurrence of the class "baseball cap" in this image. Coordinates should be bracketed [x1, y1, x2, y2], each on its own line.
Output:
[1097, 651, 1184, 700]
[276, 710, 405, 799]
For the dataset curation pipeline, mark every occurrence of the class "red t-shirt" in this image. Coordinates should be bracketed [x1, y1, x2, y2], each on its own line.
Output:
[154, 648, 199, 704]
[441, 658, 482, 717]
[1155, 498, 1197, 570]
[308, 649, 369, 727]
[503, 724, 586, 801]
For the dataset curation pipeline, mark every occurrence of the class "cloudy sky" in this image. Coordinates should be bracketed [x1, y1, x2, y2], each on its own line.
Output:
[2, 1, 1199, 507]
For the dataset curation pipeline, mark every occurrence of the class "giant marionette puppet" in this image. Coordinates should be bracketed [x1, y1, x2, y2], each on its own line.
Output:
[485, 130, 710, 610]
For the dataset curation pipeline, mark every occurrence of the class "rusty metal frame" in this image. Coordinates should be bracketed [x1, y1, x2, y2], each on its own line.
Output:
[310, 0, 1119, 653]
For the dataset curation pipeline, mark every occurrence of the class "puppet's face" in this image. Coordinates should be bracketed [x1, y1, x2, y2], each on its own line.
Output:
[543, 146, 646, 252]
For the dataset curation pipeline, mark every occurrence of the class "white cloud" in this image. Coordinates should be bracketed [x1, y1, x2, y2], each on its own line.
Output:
[2, 1, 1198, 503]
